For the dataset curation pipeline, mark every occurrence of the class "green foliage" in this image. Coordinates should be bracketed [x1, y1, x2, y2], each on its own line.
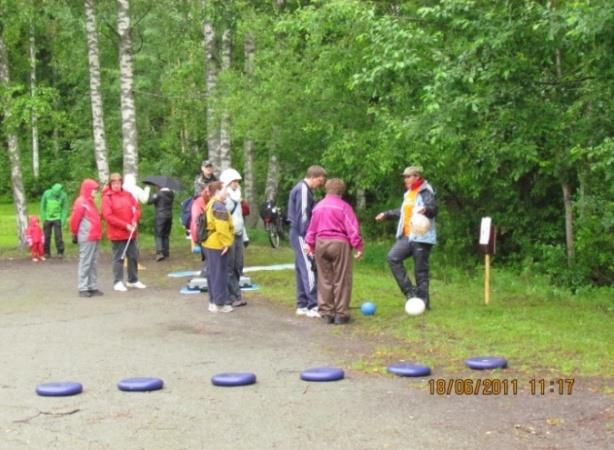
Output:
[1, 0, 612, 286]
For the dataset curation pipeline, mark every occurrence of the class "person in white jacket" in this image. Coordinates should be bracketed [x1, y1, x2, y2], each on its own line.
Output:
[219, 168, 250, 307]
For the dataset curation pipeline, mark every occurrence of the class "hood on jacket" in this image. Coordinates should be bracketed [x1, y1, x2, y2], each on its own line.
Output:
[51, 183, 63, 195]
[80, 179, 99, 198]
[28, 215, 40, 226]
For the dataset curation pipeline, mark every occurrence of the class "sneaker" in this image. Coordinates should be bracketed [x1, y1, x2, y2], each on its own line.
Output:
[114, 282, 128, 292]
[306, 308, 321, 318]
[321, 315, 335, 324]
[220, 305, 234, 313]
[232, 299, 247, 307]
[78, 291, 92, 298]
[40, 256, 46, 261]
[155, 254, 165, 262]
[88, 289, 104, 297]
[32, 258, 39, 262]
[295, 307, 308, 316]
[126, 281, 146, 289]
[208, 303, 219, 313]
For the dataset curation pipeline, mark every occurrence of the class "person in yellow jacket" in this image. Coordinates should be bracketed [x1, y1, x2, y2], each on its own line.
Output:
[202, 181, 235, 313]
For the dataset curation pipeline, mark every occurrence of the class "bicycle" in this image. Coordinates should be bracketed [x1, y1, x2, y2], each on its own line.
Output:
[260, 201, 286, 249]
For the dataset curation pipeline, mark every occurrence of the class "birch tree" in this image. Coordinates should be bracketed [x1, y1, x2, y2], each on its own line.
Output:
[84, 0, 109, 183]
[242, 32, 257, 225]
[218, 27, 231, 171]
[0, 34, 28, 245]
[117, 0, 139, 178]
[29, 22, 39, 179]
[203, 1, 219, 166]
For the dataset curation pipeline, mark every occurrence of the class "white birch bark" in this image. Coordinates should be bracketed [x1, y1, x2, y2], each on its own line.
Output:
[243, 33, 257, 225]
[203, 1, 219, 166]
[264, 148, 280, 203]
[117, 0, 139, 178]
[85, 0, 110, 183]
[0, 35, 28, 246]
[29, 25, 39, 179]
[218, 28, 231, 171]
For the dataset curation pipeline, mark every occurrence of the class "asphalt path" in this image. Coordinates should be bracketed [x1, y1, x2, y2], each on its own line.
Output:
[0, 256, 611, 449]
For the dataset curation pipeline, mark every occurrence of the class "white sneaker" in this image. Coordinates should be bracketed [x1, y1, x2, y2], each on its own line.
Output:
[306, 308, 321, 318]
[220, 305, 234, 313]
[208, 303, 219, 313]
[113, 282, 128, 292]
[126, 281, 146, 289]
[296, 307, 308, 316]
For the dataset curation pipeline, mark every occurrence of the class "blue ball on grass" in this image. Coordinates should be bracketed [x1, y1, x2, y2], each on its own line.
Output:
[361, 302, 376, 316]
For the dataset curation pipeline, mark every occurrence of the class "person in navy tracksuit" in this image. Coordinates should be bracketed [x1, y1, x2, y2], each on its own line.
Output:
[287, 165, 327, 318]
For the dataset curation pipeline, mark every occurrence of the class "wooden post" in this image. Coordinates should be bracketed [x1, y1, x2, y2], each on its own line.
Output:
[484, 254, 490, 305]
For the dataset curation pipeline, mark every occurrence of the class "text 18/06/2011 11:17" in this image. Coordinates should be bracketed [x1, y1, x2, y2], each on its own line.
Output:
[428, 378, 575, 395]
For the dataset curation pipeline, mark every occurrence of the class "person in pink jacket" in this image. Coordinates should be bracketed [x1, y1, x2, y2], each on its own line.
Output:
[304, 178, 364, 324]
[70, 179, 103, 298]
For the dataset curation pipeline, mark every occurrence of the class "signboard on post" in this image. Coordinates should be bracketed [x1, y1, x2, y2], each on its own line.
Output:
[479, 217, 495, 305]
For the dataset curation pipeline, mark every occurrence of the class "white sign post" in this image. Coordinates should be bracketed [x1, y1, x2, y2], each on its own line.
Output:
[479, 217, 495, 305]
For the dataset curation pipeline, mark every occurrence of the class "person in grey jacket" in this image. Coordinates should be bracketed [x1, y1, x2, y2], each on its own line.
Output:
[375, 166, 438, 310]
[220, 168, 249, 307]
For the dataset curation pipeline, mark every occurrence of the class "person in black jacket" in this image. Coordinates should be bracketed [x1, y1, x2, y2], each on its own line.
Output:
[148, 186, 175, 261]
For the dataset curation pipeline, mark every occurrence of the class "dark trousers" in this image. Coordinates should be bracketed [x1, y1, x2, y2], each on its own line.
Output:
[290, 228, 317, 310]
[43, 220, 64, 256]
[111, 239, 139, 284]
[227, 235, 244, 302]
[154, 216, 172, 257]
[204, 247, 229, 306]
[315, 239, 353, 319]
[386, 238, 432, 306]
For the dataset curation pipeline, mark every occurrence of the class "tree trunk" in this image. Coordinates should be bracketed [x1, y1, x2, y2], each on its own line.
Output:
[203, 1, 219, 166]
[264, 149, 280, 203]
[29, 25, 39, 179]
[356, 188, 366, 210]
[85, 0, 110, 183]
[117, 0, 139, 178]
[218, 28, 231, 171]
[562, 181, 575, 266]
[243, 33, 257, 226]
[0, 35, 28, 246]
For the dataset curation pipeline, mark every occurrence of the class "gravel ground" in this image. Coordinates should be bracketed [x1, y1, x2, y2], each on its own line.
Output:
[0, 255, 611, 449]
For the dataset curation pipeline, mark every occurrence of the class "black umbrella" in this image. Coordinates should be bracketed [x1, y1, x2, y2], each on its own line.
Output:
[143, 175, 184, 191]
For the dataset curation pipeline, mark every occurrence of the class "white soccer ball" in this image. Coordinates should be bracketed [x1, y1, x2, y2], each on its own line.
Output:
[405, 297, 426, 316]
[411, 214, 431, 236]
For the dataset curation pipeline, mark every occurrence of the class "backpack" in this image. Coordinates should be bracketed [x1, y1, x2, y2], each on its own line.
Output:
[180, 196, 195, 229]
[194, 207, 209, 244]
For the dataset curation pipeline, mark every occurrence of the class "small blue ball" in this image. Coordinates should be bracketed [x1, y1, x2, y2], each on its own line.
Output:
[361, 302, 376, 316]
[192, 245, 202, 254]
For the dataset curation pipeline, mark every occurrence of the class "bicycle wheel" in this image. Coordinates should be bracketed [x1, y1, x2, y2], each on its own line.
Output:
[266, 222, 280, 248]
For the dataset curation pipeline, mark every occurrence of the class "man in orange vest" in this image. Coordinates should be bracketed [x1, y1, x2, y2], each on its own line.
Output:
[375, 166, 438, 310]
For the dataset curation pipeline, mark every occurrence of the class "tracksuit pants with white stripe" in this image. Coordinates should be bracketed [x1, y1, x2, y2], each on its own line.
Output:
[290, 227, 317, 310]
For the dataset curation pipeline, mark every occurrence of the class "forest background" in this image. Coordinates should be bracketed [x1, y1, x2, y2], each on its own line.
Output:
[0, 0, 612, 289]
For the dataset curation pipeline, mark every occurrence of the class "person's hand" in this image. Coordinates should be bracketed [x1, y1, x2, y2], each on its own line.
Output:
[221, 246, 229, 255]
[127, 223, 136, 232]
[375, 212, 385, 221]
[243, 240, 249, 249]
[354, 251, 363, 260]
[303, 244, 313, 256]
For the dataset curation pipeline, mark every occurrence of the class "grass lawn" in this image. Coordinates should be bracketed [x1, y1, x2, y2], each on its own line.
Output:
[1, 201, 612, 380]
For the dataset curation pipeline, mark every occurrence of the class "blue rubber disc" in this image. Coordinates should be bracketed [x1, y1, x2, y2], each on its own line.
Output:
[300, 367, 345, 382]
[387, 363, 431, 377]
[211, 372, 257, 387]
[117, 377, 164, 392]
[464, 356, 508, 370]
[36, 381, 83, 397]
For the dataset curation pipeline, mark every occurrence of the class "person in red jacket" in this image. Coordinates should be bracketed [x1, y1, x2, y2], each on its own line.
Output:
[70, 179, 103, 298]
[102, 173, 145, 292]
[25, 216, 45, 262]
